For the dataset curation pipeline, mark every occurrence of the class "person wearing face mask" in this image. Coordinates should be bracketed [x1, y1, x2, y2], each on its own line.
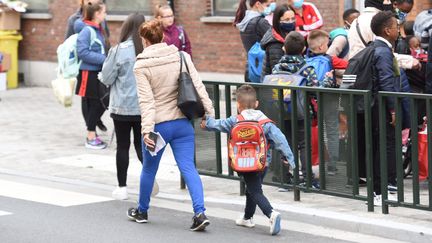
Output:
[348, 0, 420, 71]
[234, 0, 272, 82]
[393, 0, 414, 55]
[328, 9, 360, 60]
[264, 1, 277, 25]
[260, 4, 297, 78]
[288, 0, 323, 37]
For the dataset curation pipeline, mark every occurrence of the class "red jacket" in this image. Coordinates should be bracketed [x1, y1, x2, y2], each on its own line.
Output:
[294, 2, 323, 37]
[331, 56, 348, 69]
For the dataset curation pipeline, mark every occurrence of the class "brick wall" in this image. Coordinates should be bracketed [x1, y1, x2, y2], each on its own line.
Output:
[18, 0, 431, 75]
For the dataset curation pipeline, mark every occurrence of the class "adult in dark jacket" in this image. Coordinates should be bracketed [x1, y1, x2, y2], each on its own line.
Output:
[234, 0, 272, 82]
[260, 4, 296, 79]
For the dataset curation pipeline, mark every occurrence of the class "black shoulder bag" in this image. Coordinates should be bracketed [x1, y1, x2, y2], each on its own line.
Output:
[177, 51, 205, 120]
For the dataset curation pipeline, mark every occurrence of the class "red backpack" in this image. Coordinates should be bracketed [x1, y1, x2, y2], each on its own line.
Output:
[228, 115, 273, 172]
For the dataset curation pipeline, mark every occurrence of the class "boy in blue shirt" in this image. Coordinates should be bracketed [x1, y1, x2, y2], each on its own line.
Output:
[201, 84, 295, 235]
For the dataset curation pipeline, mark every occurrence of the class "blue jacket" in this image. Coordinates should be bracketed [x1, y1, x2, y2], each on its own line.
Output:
[66, 9, 110, 40]
[205, 109, 295, 168]
[76, 20, 106, 71]
[100, 39, 141, 116]
[373, 39, 399, 111]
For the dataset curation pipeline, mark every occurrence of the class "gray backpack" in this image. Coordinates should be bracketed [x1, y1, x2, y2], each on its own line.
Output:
[414, 9, 432, 50]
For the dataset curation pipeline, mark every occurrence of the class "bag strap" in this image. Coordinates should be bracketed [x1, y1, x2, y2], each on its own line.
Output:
[356, 21, 368, 47]
[258, 118, 273, 126]
[179, 51, 190, 74]
[237, 114, 245, 121]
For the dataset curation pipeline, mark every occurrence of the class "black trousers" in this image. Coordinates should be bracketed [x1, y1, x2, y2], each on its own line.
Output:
[357, 108, 396, 195]
[240, 169, 273, 219]
[113, 119, 143, 187]
[284, 119, 306, 175]
[82, 97, 105, 132]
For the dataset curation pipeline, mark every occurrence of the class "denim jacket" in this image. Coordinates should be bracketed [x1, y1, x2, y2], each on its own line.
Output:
[100, 39, 140, 116]
[205, 109, 295, 168]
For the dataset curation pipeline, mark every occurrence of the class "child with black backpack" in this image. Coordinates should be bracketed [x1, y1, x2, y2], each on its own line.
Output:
[200, 84, 295, 236]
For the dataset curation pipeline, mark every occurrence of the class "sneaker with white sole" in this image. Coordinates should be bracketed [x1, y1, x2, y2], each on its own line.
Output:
[127, 208, 148, 223]
[235, 217, 255, 228]
[367, 193, 398, 207]
[269, 211, 281, 235]
[190, 213, 210, 231]
[85, 137, 107, 150]
[112, 186, 128, 200]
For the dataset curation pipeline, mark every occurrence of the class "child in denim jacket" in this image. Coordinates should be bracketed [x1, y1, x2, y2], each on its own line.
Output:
[201, 84, 294, 236]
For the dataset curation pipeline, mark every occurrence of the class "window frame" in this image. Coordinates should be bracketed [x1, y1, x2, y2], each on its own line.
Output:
[212, 0, 237, 16]
[25, 0, 50, 13]
[104, 0, 151, 16]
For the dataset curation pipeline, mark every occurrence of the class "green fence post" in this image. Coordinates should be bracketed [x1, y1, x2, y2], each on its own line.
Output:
[427, 99, 432, 209]
[225, 84, 234, 177]
[364, 92, 374, 212]
[317, 91, 325, 190]
[410, 99, 420, 206]
[349, 94, 360, 196]
[395, 97, 404, 203]
[378, 94, 389, 214]
[291, 89, 301, 201]
[304, 91, 312, 190]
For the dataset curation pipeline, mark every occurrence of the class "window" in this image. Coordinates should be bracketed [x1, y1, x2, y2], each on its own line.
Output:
[25, 0, 49, 13]
[105, 0, 151, 15]
[213, 0, 238, 16]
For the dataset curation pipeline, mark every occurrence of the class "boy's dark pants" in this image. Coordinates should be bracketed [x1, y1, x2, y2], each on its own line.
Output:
[240, 169, 273, 219]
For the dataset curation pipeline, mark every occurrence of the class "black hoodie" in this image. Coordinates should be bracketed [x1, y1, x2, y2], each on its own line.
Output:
[365, 0, 394, 11]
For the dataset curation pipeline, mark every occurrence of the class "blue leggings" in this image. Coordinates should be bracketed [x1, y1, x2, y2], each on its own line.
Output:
[138, 119, 206, 214]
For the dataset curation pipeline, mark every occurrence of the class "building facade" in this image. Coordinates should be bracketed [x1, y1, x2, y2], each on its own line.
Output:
[18, 0, 432, 86]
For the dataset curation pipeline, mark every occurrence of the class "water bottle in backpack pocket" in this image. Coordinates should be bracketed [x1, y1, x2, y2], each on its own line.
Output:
[305, 55, 333, 86]
[247, 42, 265, 83]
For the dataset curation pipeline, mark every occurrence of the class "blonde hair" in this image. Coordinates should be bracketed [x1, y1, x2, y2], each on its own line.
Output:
[236, 85, 257, 109]
[154, 4, 172, 18]
[139, 19, 164, 44]
[307, 30, 329, 53]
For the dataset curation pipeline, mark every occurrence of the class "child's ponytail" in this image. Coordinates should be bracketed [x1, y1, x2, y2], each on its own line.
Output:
[233, 0, 248, 25]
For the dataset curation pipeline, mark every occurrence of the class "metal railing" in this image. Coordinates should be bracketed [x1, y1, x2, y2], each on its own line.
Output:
[191, 80, 431, 214]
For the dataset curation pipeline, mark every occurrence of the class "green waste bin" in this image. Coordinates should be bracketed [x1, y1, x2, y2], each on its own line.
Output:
[0, 30, 22, 89]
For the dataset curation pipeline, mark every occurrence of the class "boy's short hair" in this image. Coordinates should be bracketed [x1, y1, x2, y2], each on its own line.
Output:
[307, 30, 329, 52]
[284, 31, 305, 55]
[343, 8, 360, 21]
[236, 84, 257, 109]
[371, 11, 395, 37]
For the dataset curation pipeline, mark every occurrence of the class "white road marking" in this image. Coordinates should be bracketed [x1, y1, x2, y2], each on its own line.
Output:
[0, 210, 12, 216]
[0, 179, 112, 207]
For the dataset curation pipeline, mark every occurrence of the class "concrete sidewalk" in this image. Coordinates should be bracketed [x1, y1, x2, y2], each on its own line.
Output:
[1, 87, 431, 242]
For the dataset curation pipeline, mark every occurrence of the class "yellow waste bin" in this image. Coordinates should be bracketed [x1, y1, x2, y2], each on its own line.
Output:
[0, 30, 22, 89]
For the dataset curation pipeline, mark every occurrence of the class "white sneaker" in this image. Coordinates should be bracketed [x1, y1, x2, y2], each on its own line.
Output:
[112, 186, 128, 200]
[269, 211, 281, 235]
[373, 194, 382, 207]
[235, 217, 255, 228]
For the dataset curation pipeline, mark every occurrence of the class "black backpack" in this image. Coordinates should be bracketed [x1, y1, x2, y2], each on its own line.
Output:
[345, 42, 376, 111]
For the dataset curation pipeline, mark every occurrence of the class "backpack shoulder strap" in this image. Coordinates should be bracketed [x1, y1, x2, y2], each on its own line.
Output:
[86, 26, 105, 55]
[356, 21, 368, 47]
[237, 114, 245, 122]
[258, 118, 273, 126]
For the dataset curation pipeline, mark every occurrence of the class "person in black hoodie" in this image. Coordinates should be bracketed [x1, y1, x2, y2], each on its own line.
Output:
[234, 0, 272, 82]
[260, 4, 296, 79]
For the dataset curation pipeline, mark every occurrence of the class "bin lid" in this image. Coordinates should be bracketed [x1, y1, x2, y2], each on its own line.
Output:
[0, 30, 18, 35]
[0, 30, 23, 40]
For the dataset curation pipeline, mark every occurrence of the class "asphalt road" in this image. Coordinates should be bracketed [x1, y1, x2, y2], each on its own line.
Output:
[0, 174, 350, 243]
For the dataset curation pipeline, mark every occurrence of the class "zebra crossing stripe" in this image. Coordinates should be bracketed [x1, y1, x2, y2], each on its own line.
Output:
[0, 179, 112, 207]
[0, 210, 12, 216]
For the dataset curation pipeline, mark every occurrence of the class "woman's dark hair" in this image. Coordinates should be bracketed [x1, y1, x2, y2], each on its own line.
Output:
[371, 10, 396, 36]
[233, 0, 269, 25]
[83, 0, 104, 21]
[272, 4, 293, 36]
[394, 0, 414, 4]
[139, 19, 164, 45]
[343, 8, 360, 21]
[119, 13, 146, 55]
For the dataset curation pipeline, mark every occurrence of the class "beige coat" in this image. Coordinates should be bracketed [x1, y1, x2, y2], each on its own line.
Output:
[133, 43, 214, 134]
[348, 7, 414, 69]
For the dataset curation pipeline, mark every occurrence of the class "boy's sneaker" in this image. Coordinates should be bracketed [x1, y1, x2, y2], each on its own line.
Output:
[85, 137, 107, 150]
[235, 217, 255, 228]
[112, 186, 128, 200]
[269, 211, 281, 235]
[190, 213, 210, 231]
[388, 183, 397, 194]
[127, 208, 148, 223]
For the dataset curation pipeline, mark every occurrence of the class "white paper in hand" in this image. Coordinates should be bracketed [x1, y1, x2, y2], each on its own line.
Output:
[149, 132, 166, 157]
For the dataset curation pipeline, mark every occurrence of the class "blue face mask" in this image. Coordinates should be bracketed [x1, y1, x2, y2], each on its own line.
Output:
[396, 8, 408, 23]
[263, 2, 276, 16]
[280, 22, 296, 33]
[293, 0, 304, 9]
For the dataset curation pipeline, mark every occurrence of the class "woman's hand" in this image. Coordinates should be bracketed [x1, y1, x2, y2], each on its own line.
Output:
[200, 117, 207, 129]
[143, 133, 156, 149]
